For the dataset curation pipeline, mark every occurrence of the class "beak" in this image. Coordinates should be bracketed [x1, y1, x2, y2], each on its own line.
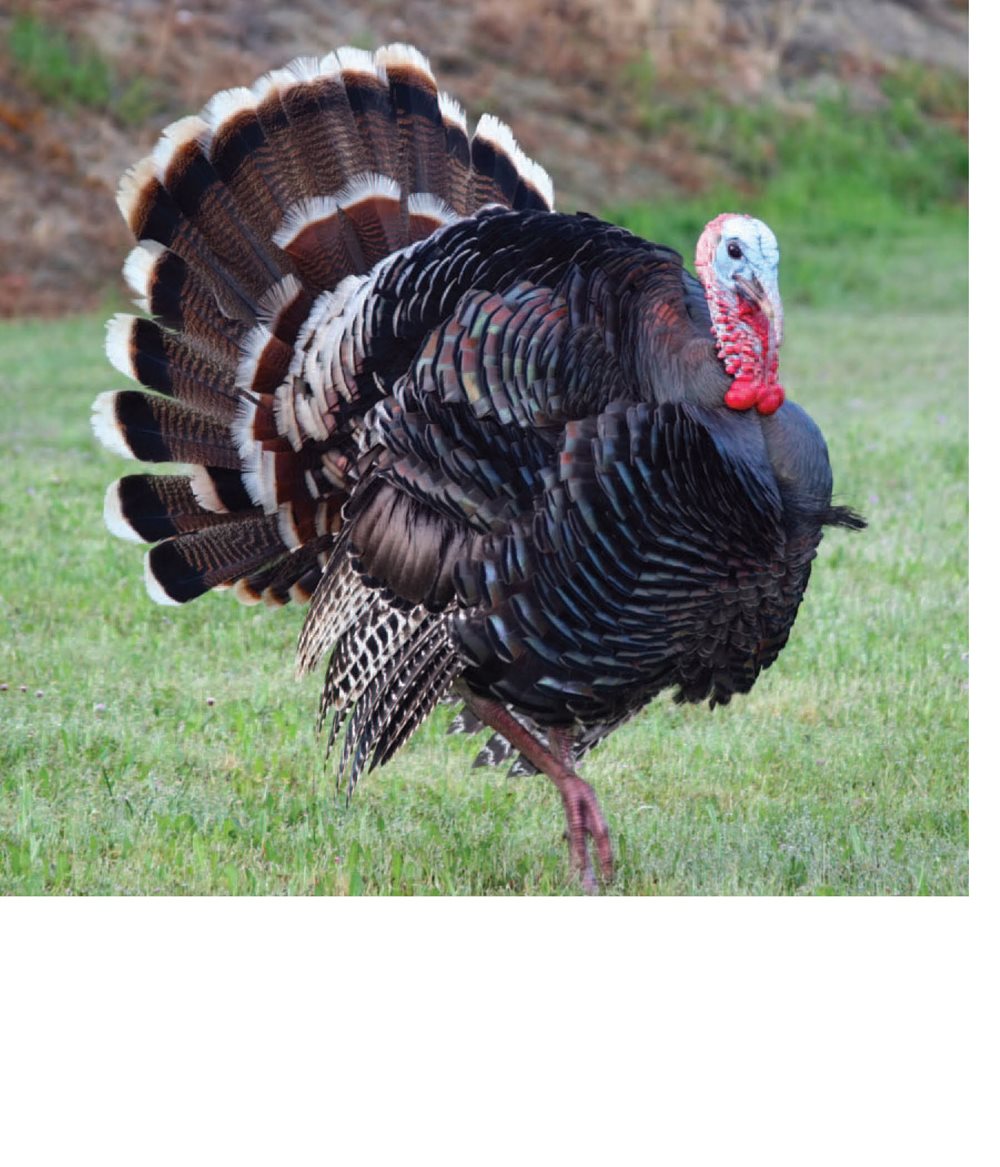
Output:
[734, 273, 784, 347]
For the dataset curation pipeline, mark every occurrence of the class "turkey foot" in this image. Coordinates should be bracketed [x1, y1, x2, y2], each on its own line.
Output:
[547, 725, 613, 891]
[458, 687, 614, 891]
[556, 773, 613, 893]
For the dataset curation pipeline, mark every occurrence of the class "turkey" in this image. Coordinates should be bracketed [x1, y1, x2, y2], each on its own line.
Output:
[91, 44, 864, 890]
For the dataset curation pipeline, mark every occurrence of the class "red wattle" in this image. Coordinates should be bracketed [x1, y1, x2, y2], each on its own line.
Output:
[757, 384, 785, 415]
[724, 378, 785, 415]
[724, 378, 759, 411]
[697, 256, 786, 417]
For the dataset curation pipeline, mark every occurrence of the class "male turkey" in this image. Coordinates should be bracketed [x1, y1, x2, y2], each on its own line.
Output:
[92, 44, 864, 889]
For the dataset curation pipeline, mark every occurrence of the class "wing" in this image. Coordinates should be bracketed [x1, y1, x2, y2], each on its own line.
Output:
[298, 211, 706, 624]
[451, 399, 795, 722]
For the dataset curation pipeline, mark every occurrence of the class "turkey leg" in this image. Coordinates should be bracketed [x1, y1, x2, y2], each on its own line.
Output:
[459, 690, 613, 891]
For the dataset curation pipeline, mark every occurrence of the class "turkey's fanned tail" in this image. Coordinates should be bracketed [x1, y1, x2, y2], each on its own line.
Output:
[93, 43, 554, 611]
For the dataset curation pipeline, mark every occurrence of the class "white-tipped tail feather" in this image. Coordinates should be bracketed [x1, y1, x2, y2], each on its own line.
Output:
[276, 501, 304, 550]
[143, 549, 182, 606]
[115, 155, 158, 228]
[273, 196, 343, 251]
[91, 391, 136, 461]
[474, 114, 520, 162]
[257, 273, 305, 326]
[317, 51, 345, 81]
[474, 113, 554, 209]
[250, 66, 299, 102]
[232, 394, 264, 505]
[522, 157, 555, 210]
[438, 91, 467, 133]
[190, 467, 229, 514]
[104, 314, 137, 383]
[122, 241, 166, 312]
[102, 480, 146, 543]
[336, 172, 402, 211]
[374, 43, 435, 81]
[334, 46, 378, 77]
[201, 86, 259, 133]
[233, 578, 263, 605]
[151, 115, 209, 182]
[407, 192, 460, 231]
[286, 56, 325, 84]
[235, 325, 278, 395]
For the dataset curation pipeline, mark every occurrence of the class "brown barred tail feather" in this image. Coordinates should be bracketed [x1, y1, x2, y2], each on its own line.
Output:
[93, 43, 555, 612]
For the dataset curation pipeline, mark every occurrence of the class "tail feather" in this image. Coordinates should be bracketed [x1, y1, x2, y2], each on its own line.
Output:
[274, 190, 386, 287]
[274, 57, 369, 196]
[204, 87, 298, 239]
[377, 44, 450, 202]
[104, 474, 250, 544]
[96, 41, 554, 618]
[236, 542, 326, 606]
[235, 276, 312, 397]
[250, 68, 330, 204]
[336, 49, 401, 177]
[145, 515, 286, 604]
[92, 390, 240, 467]
[337, 173, 408, 268]
[151, 114, 290, 296]
[122, 242, 245, 363]
[237, 328, 294, 397]
[470, 115, 553, 213]
[117, 157, 259, 321]
[436, 93, 472, 215]
[258, 274, 313, 343]
[105, 315, 240, 421]
[406, 192, 460, 241]
[291, 60, 368, 194]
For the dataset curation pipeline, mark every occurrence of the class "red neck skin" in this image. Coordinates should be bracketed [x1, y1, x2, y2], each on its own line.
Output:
[697, 261, 785, 416]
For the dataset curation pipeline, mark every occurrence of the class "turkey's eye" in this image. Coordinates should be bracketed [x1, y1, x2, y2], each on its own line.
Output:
[727, 242, 743, 260]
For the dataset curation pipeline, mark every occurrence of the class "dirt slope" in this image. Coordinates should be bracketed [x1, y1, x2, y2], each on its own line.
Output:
[0, 0, 968, 316]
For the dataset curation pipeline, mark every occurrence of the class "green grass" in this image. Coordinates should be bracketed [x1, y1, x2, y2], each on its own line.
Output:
[610, 63, 967, 312]
[6, 13, 156, 124]
[0, 197, 967, 894]
[622, 61, 967, 211]
[0, 0, 972, 899]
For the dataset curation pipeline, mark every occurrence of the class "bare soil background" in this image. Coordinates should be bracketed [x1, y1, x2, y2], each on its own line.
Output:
[0, 0, 968, 316]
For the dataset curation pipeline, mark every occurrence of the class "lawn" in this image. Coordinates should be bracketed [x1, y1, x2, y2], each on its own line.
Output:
[0, 209, 968, 895]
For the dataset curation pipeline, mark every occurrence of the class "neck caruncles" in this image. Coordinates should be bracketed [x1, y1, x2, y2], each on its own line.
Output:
[695, 213, 785, 416]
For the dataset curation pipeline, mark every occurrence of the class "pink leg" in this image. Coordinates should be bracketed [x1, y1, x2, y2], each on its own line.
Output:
[460, 691, 613, 891]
